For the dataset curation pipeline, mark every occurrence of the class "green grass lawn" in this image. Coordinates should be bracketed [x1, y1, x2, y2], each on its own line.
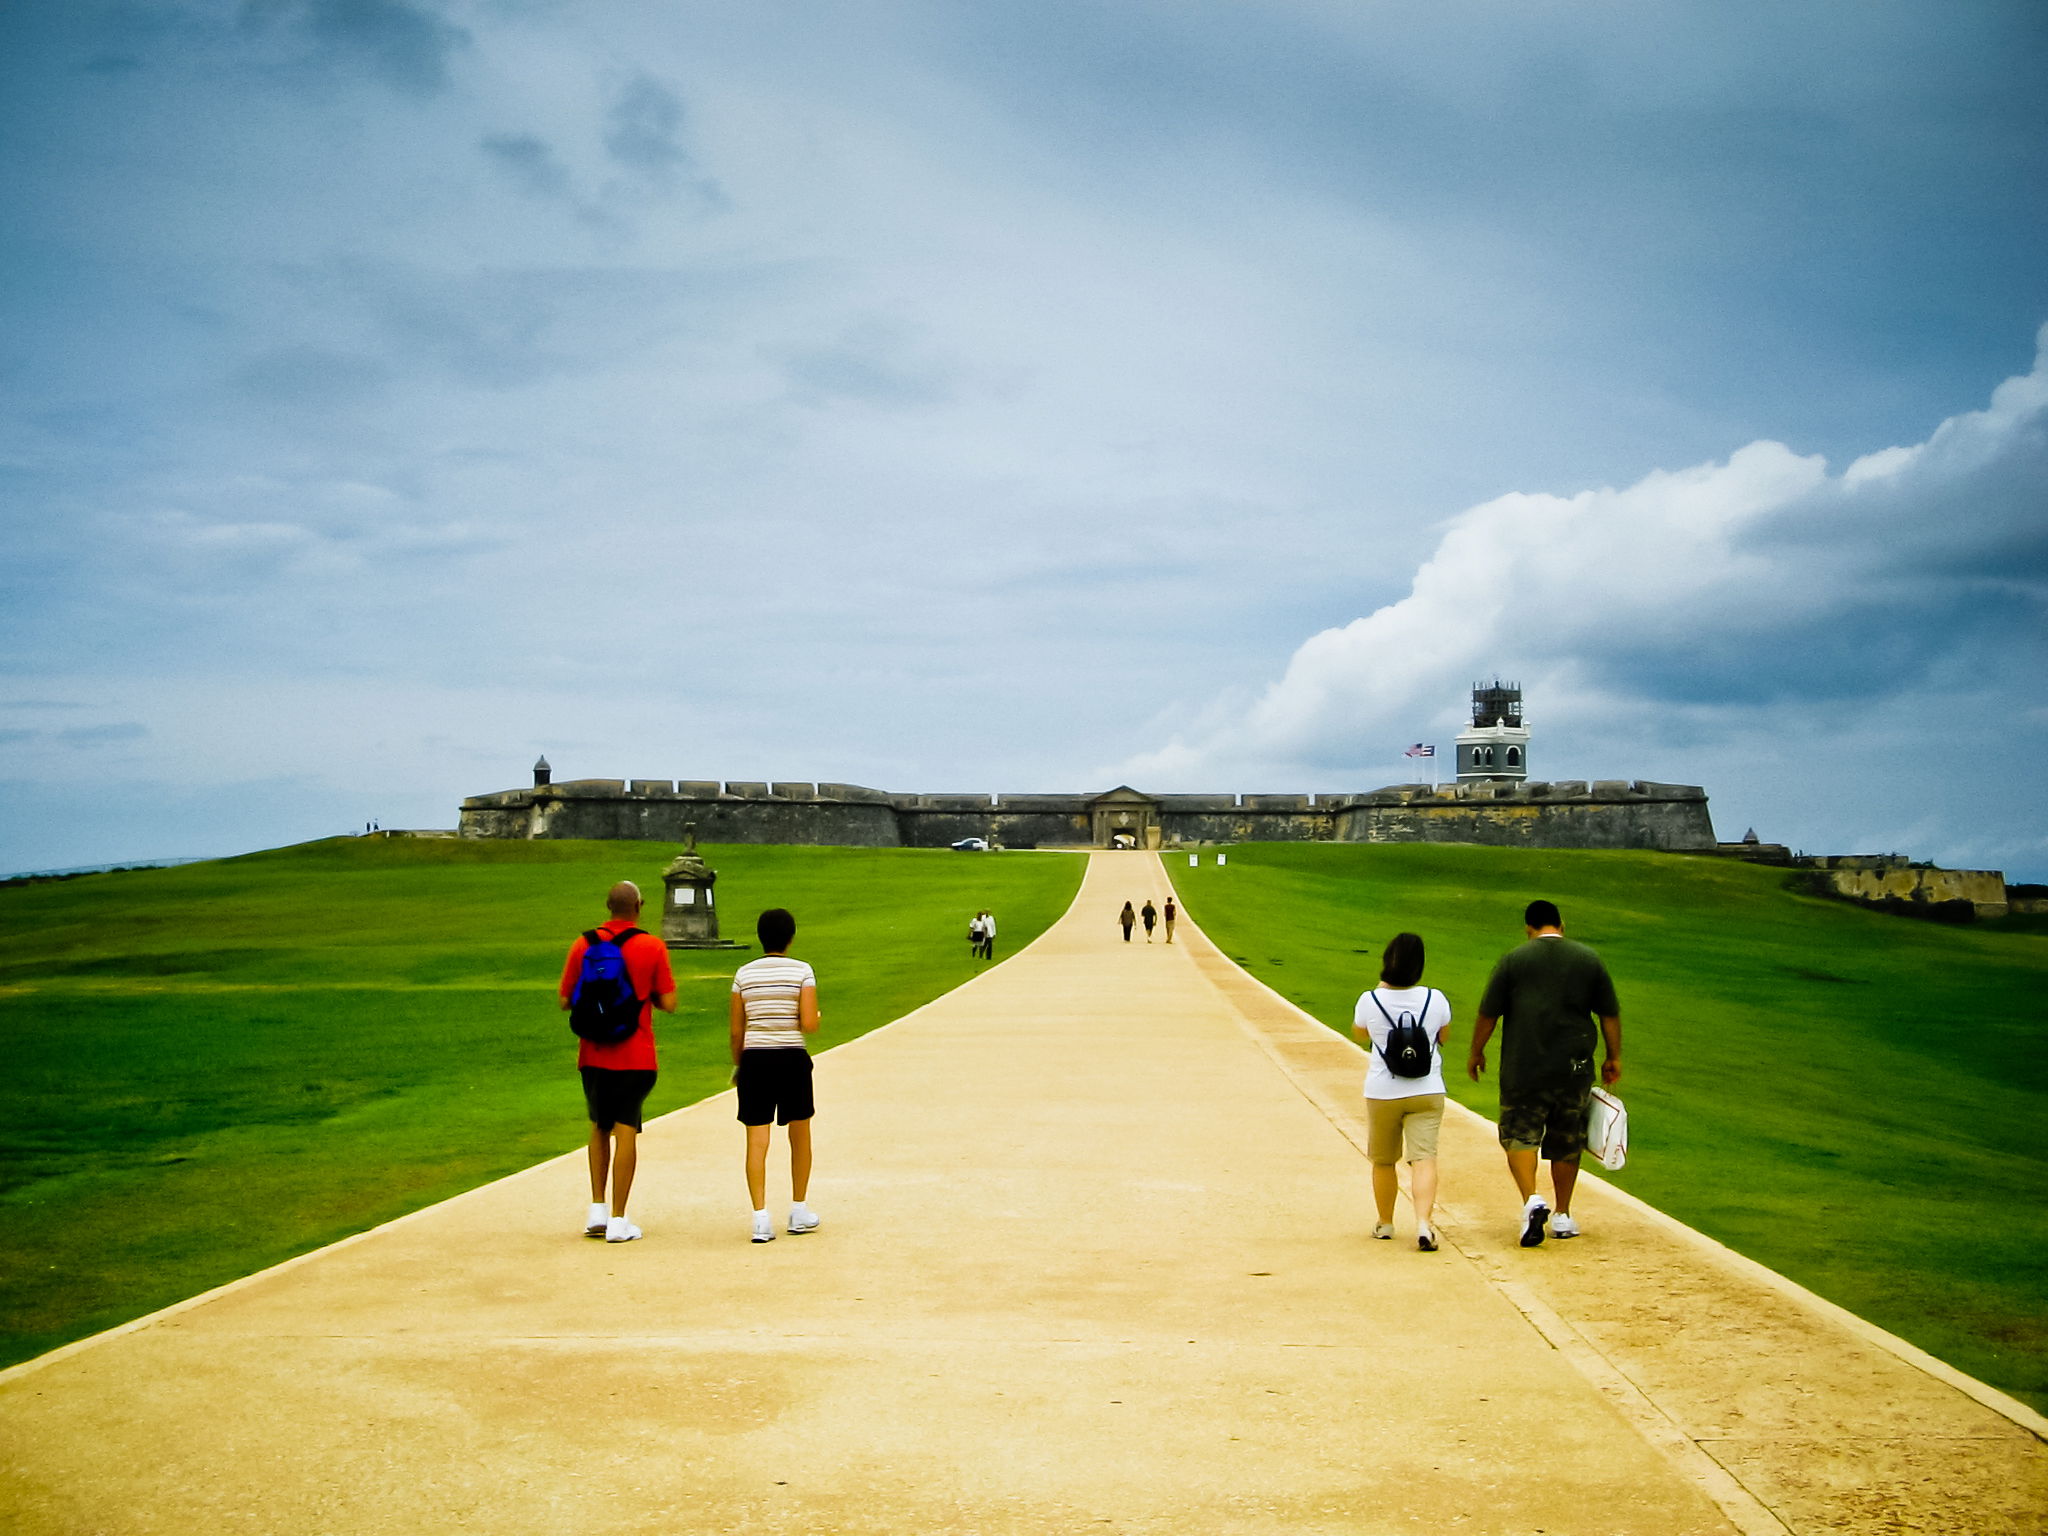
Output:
[0, 837, 1083, 1369]
[1168, 841, 2048, 1414]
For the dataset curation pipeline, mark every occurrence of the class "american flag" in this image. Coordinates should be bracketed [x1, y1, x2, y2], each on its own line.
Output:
[1404, 743, 1435, 758]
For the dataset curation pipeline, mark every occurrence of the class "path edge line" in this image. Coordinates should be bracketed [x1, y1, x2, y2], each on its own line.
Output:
[0, 853, 1094, 1390]
[1162, 856, 2048, 1444]
[1159, 876, 1790, 1535]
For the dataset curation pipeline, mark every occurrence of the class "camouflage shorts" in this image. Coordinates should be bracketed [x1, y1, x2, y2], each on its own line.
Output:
[1498, 1079, 1593, 1160]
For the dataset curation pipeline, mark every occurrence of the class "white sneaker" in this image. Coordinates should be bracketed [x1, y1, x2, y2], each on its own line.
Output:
[585, 1203, 609, 1237]
[751, 1211, 775, 1244]
[604, 1217, 642, 1244]
[1417, 1225, 1438, 1252]
[1519, 1196, 1550, 1248]
[1371, 1222, 1396, 1240]
[1550, 1212, 1581, 1239]
[788, 1204, 819, 1235]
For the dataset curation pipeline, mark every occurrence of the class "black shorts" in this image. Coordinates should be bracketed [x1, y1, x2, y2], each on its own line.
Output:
[736, 1048, 814, 1126]
[1498, 1079, 1593, 1160]
[581, 1067, 657, 1132]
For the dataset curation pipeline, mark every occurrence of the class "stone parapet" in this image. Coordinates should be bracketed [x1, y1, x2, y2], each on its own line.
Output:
[1793, 858, 2008, 920]
[1331, 778, 1716, 851]
[994, 794, 1093, 814]
[1154, 794, 1237, 813]
[817, 782, 893, 804]
[456, 773, 1720, 852]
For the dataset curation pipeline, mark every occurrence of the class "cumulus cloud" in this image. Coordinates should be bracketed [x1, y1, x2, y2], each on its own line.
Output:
[4, 3, 2046, 877]
[1123, 325, 2048, 799]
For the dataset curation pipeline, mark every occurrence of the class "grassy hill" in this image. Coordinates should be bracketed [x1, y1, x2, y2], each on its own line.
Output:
[1167, 841, 2048, 1414]
[0, 837, 1084, 1369]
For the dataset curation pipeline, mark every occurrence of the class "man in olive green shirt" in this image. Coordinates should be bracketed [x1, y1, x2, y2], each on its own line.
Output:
[1468, 900, 1622, 1248]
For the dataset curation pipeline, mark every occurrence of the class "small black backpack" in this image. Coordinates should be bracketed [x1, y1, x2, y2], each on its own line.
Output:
[568, 927, 646, 1045]
[1370, 988, 1438, 1078]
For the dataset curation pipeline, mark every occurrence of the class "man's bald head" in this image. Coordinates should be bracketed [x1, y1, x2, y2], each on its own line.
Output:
[607, 881, 643, 916]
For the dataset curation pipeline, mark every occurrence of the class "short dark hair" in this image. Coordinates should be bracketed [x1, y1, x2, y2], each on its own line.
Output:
[1380, 931, 1426, 989]
[1524, 899, 1562, 929]
[756, 907, 797, 951]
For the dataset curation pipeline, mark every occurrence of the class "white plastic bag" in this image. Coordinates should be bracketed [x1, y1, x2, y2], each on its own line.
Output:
[1586, 1086, 1628, 1171]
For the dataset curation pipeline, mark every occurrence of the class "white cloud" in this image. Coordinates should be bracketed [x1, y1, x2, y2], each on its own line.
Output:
[5, 4, 2047, 877]
[1121, 325, 2048, 874]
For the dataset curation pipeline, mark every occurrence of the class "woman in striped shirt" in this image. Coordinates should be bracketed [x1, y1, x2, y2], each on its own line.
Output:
[730, 907, 822, 1243]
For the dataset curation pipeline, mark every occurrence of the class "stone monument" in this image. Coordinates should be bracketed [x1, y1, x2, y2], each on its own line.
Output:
[660, 825, 739, 949]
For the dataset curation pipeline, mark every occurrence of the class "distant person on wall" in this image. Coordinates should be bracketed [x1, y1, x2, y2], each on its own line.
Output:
[1119, 901, 1136, 942]
[977, 908, 996, 960]
[560, 880, 676, 1244]
[1352, 932, 1452, 1251]
[1163, 897, 1177, 943]
[1467, 900, 1622, 1248]
[1141, 899, 1158, 942]
[731, 907, 822, 1243]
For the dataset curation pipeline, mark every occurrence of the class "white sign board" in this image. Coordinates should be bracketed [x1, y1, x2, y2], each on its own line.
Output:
[1188, 854, 1198, 867]
[674, 887, 695, 905]
[1216, 853, 1227, 866]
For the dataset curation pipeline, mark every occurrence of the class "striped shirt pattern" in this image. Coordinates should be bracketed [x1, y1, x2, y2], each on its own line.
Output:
[732, 955, 815, 1050]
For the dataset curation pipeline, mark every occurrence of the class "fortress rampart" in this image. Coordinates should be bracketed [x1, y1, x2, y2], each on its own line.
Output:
[458, 777, 1719, 852]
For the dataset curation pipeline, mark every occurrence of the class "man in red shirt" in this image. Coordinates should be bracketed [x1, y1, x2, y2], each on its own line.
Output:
[559, 881, 676, 1243]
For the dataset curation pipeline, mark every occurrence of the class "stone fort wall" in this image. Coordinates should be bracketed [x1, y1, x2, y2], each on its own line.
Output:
[458, 777, 1719, 852]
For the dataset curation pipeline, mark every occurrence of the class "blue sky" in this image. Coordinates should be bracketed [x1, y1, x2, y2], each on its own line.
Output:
[2, 1, 2045, 878]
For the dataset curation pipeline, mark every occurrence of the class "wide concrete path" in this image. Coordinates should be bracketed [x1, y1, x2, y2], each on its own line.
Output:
[2, 853, 2041, 1533]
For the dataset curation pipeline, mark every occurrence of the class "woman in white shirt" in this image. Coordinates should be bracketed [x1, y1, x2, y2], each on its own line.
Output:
[1351, 931, 1452, 1251]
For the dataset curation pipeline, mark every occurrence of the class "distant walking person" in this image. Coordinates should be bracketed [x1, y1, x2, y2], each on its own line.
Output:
[977, 908, 997, 960]
[1163, 897, 1177, 943]
[559, 880, 676, 1244]
[1141, 899, 1158, 941]
[1352, 932, 1452, 1251]
[1119, 901, 1136, 942]
[731, 908, 822, 1243]
[1468, 900, 1622, 1247]
[968, 910, 987, 959]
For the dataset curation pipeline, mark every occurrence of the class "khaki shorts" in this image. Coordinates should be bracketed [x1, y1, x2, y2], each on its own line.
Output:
[1366, 1093, 1444, 1165]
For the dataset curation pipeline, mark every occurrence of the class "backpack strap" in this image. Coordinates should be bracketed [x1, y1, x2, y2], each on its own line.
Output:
[581, 928, 605, 947]
[1367, 990, 1398, 1069]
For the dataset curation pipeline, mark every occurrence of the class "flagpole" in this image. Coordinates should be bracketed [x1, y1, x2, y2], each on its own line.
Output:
[1403, 743, 1440, 789]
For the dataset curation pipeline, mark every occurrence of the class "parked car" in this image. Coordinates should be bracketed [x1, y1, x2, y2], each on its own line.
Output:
[950, 837, 989, 852]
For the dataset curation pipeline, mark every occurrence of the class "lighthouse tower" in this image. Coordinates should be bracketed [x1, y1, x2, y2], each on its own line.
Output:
[1455, 681, 1530, 784]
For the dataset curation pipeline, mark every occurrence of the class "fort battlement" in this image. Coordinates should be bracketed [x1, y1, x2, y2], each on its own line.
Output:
[458, 775, 1719, 852]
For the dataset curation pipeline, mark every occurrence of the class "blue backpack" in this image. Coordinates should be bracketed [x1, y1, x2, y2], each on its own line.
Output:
[568, 927, 646, 1045]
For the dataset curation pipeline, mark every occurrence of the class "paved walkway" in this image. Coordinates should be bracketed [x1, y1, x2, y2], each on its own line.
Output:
[2, 853, 2041, 1533]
